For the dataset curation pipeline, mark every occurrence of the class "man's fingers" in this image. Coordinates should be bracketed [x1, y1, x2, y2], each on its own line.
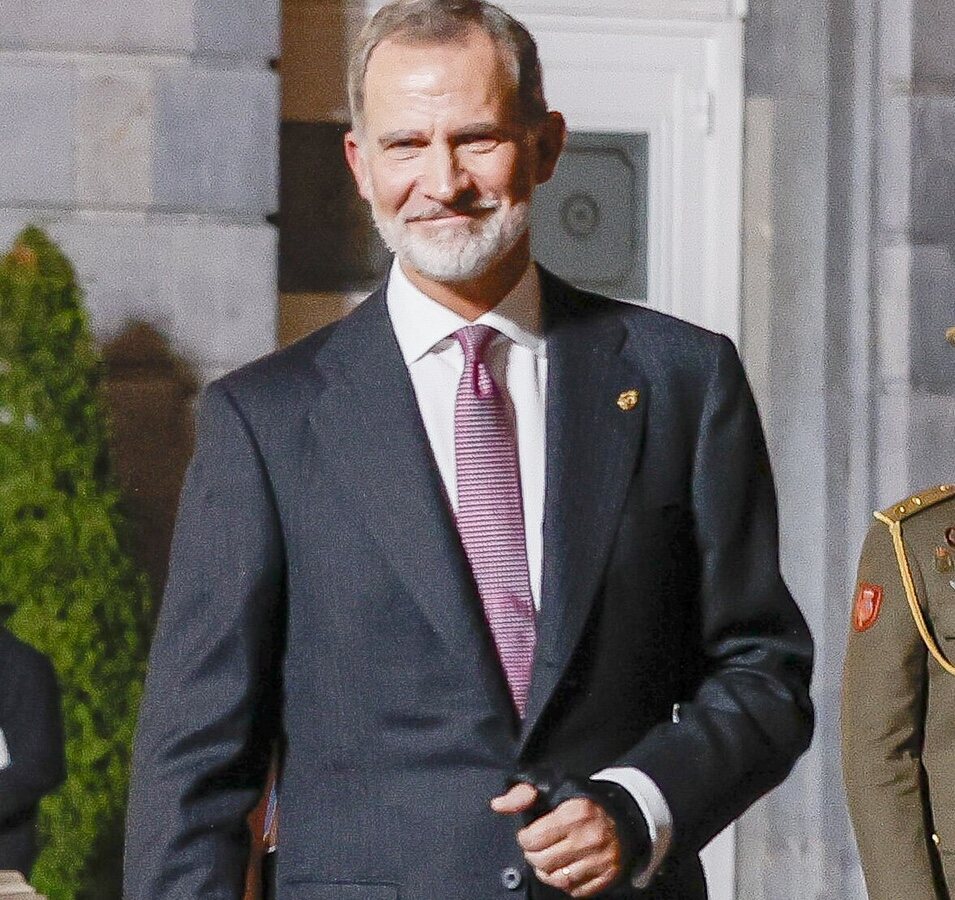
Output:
[533, 854, 619, 897]
[490, 781, 538, 814]
[526, 834, 616, 879]
[569, 869, 618, 898]
[516, 797, 623, 896]
[517, 796, 593, 851]
[523, 836, 578, 873]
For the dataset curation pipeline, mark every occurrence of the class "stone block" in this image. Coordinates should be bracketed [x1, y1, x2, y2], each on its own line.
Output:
[0, 0, 194, 54]
[194, 0, 280, 60]
[0, 216, 32, 253]
[875, 392, 916, 500]
[152, 68, 279, 215]
[910, 95, 955, 244]
[0, 62, 74, 206]
[0, 215, 277, 378]
[0, 210, 171, 335]
[1, 0, 277, 58]
[164, 223, 278, 373]
[913, 0, 955, 83]
[908, 388, 955, 488]
[768, 100, 829, 257]
[75, 65, 154, 208]
[744, 0, 829, 99]
[42, 219, 176, 335]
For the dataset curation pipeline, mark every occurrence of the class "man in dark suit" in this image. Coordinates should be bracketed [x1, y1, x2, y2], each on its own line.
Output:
[0, 626, 65, 878]
[124, 2, 814, 898]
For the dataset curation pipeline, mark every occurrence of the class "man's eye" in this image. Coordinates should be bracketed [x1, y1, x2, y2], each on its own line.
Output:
[385, 143, 421, 159]
[466, 139, 499, 153]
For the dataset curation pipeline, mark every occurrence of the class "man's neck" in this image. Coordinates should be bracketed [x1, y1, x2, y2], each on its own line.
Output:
[398, 237, 532, 321]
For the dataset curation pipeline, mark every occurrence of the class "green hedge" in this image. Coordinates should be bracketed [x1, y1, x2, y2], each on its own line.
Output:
[0, 227, 151, 899]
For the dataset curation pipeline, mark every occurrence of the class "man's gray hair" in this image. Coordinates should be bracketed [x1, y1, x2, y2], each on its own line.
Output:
[348, 0, 548, 132]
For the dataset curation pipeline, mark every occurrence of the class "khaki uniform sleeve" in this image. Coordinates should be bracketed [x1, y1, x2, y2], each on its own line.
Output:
[841, 520, 940, 900]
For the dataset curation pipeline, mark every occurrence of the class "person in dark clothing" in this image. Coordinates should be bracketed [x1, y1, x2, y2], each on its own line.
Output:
[0, 626, 65, 877]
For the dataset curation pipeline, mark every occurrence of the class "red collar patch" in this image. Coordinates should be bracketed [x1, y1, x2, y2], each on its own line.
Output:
[852, 582, 884, 632]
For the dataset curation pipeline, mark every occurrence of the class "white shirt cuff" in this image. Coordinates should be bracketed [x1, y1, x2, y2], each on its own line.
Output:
[591, 766, 673, 889]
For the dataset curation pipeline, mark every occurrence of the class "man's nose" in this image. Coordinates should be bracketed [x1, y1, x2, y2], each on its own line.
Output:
[419, 145, 470, 202]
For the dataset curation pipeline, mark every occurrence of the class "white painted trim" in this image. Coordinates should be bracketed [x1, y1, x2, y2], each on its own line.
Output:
[703, 20, 745, 343]
[517, 14, 743, 342]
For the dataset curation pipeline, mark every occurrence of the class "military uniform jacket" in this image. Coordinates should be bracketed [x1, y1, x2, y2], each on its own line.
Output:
[842, 484, 955, 899]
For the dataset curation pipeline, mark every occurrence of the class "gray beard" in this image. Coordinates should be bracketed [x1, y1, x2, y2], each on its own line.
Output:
[370, 200, 531, 282]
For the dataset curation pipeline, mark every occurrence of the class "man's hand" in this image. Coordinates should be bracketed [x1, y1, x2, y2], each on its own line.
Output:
[491, 782, 624, 898]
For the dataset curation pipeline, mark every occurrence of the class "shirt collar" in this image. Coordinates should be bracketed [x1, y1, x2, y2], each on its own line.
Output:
[386, 257, 545, 366]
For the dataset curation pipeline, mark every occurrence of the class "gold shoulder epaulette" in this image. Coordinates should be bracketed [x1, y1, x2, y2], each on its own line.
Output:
[872, 482, 955, 676]
[875, 483, 955, 524]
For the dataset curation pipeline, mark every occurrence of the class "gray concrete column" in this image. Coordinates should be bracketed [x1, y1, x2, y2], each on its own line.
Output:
[0, 0, 280, 381]
[740, 0, 955, 897]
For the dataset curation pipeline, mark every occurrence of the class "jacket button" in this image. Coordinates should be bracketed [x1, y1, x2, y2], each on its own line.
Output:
[501, 866, 523, 890]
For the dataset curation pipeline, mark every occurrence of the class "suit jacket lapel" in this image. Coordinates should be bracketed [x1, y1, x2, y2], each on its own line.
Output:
[521, 274, 650, 744]
[299, 288, 514, 716]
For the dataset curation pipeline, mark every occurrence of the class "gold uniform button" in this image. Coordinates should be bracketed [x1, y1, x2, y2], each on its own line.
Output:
[932, 833, 941, 847]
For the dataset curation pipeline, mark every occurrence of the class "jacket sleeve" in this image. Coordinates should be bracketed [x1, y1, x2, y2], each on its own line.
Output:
[841, 521, 940, 899]
[614, 336, 815, 853]
[124, 382, 284, 900]
[0, 647, 65, 822]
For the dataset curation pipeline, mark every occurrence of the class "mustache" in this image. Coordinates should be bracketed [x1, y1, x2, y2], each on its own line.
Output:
[402, 198, 501, 223]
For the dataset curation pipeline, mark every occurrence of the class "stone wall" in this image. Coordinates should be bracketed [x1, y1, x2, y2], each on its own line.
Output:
[739, 0, 955, 896]
[1, 0, 280, 607]
[0, 0, 280, 383]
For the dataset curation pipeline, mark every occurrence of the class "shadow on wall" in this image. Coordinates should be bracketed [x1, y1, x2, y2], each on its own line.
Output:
[100, 322, 198, 606]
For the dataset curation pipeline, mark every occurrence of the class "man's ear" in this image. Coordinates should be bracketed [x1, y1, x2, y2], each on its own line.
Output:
[344, 131, 371, 201]
[533, 111, 567, 185]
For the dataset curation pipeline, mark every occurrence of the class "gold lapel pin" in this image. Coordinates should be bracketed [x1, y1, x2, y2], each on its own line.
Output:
[616, 389, 640, 411]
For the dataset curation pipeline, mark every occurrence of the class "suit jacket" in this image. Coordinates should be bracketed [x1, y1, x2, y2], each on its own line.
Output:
[0, 627, 65, 876]
[842, 486, 955, 900]
[125, 270, 814, 900]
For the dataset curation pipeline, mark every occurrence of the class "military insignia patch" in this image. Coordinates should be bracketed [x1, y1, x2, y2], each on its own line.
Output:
[935, 546, 953, 573]
[852, 582, 884, 632]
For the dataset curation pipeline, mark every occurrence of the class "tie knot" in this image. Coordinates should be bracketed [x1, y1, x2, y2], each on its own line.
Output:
[454, 324, 497, 365]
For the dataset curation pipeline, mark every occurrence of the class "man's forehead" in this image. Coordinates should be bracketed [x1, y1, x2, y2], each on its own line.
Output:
[362, 28, 518, 107]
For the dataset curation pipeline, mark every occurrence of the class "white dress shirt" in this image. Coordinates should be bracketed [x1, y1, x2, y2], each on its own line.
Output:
[385, 258, 672, 886]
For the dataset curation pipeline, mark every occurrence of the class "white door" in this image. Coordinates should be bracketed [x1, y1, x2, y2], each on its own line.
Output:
[511, 4, 746, 899]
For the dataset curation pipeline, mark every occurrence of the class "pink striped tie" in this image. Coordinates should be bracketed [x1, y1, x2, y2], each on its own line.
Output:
[453, 325, 536, 716]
